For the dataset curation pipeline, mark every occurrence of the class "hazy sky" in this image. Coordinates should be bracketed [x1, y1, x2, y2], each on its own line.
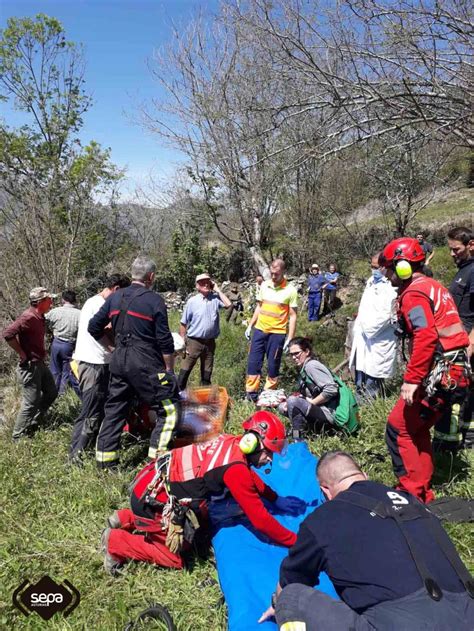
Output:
[1, 0, 218, 195]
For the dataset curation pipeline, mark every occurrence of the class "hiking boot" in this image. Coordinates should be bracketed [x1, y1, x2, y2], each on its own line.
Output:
[107, 510, 122, 529]
[100, 528, 123, 576]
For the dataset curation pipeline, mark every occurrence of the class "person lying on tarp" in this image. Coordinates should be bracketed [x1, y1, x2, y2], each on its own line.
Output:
[259, 451, 474, 631]
[100, 410, 306, 575]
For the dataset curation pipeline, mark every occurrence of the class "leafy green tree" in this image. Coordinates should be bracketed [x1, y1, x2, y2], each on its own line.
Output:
[0, 15, 123, 315]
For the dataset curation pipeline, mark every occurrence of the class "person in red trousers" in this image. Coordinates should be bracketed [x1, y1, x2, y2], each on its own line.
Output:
[100, 411, 305, 574]
[381, 238, 469, 503]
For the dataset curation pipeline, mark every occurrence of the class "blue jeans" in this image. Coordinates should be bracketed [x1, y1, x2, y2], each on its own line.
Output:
[50, 338, 81, 397]
[355, 370, 384, 402]
[308, 292, 322, 321]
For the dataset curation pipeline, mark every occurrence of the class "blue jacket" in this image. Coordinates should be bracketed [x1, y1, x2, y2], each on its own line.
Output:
[307, 274, 325, 294]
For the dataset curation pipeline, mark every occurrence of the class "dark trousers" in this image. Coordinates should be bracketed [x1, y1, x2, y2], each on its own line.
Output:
[178, 336, 216, 390]
[96, 345, 180, 467]
[245, 328, 285, 400]
[434, 355, 474, 451]
[280, 395, 333, 437]
[355, 371, 384, 402]
[50, 338, 81, 397]
[13, 360, 58, 439]
[307, 292, 322, 321]
[323, 288, 337, 313]
[276, 583, 474, 631]
[69, 361, 109, 458]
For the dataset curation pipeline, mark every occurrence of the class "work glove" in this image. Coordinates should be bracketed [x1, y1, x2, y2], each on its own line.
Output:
[283, 337, 290, 352]
[275, 495, 306, 516]
[166, 521, 184, 555]
[245, 325, 252, 341]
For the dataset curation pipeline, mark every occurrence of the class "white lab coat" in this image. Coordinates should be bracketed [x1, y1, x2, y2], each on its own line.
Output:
[349, 276, 398, 378]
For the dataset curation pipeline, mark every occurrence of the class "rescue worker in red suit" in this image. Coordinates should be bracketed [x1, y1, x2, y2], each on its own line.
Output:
[381, 238, 470, 503]
[100, 411, 305, 574]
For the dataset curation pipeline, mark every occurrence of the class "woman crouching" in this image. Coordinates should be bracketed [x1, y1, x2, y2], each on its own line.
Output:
[280, 337, 339, 441]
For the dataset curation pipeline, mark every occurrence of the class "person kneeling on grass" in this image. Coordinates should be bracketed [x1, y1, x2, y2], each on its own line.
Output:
[260, 451, 474, 631]
[279, 337, 339, 441]
[100, 411, 306, 574]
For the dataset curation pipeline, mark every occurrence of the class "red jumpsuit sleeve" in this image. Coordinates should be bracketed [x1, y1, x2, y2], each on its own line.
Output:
[249, 468, 278, 502]
[401, 290, 438, 384]
[223, 464, 297, 547]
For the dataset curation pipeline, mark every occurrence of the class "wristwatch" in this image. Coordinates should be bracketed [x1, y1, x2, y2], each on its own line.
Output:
[271, 592, 278, 608]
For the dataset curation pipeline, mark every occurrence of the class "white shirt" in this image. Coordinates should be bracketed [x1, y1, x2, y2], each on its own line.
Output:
[349, 276, 398, 379]
[73, 295, 110, 365]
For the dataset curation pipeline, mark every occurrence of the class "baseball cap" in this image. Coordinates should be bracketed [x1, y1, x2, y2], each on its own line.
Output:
[195, 273, 211, 283]
[311, 263, 319, 269]
[29, 287, 57, 302]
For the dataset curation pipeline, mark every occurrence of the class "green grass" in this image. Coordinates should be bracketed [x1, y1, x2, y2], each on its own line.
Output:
[0, 317, 472, 630]
[415, 187, 474, 224]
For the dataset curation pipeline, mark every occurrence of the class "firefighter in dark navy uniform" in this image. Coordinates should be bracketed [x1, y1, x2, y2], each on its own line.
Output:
[380, 238, 469, 503]
[99, 411, 305, 574]
[260, 451, 474, 631]
[88, 256, 179, 468]
[433, 226, 474, 450]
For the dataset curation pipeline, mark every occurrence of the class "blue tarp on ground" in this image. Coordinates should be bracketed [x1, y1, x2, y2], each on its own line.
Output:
[210, 442, 338, 631]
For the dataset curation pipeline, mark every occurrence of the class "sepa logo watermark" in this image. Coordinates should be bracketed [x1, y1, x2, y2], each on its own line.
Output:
[13, 575, 80, 621]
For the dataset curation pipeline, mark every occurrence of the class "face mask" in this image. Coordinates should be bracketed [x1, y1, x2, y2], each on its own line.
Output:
[372, 269, 384, 282]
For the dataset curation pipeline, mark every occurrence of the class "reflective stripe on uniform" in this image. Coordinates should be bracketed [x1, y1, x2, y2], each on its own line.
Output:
[246, 374, 261, 393]
[280, 622, 306, 631]
[437, 323, 466, 338]
[434, 403, 462, 443]
[157, 399, 178, 452]
[264, 375, 279, 390]
[96, 450, 119, 463]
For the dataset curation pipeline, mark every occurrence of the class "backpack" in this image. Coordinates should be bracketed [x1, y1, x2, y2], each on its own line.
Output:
[300, 365, 359, 435]
[330, 372, 360, 435]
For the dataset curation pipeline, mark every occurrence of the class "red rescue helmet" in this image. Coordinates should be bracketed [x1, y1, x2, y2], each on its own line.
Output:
[381, 237, 425, 267]
[242, 410, 287, 454]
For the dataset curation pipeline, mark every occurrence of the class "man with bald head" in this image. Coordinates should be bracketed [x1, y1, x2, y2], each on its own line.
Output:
[245, 259, 298, 401]
[260, 451, 474, 630]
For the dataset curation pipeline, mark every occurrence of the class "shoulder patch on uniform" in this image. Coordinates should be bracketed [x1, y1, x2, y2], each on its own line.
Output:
[407, 305, 428, 329]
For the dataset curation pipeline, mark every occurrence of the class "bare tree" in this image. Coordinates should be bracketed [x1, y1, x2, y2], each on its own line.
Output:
[143, 12, 300, 274]
[229, 0, 473, 168]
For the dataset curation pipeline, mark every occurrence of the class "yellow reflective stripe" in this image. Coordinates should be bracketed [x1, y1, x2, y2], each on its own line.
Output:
[148, 446, 157, 459]
[434, 431, 462, 442]
[434, 403, 462, 441]
[96, 450, 119, 462]
[280, 622, 306, 631]
[460, 418, 474, 430]
[70, 359, 79, 380]
[157, 399, 178, 451]
[246, 375, 261, 392]
[264, 376, 279, 390]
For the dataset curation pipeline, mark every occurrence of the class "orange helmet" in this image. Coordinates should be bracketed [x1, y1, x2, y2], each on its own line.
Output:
[242, 410, 286, 454]
[381, 237, 426, 267]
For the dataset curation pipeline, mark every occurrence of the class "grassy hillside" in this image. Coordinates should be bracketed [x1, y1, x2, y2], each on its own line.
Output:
[0, 313, 472, 630]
